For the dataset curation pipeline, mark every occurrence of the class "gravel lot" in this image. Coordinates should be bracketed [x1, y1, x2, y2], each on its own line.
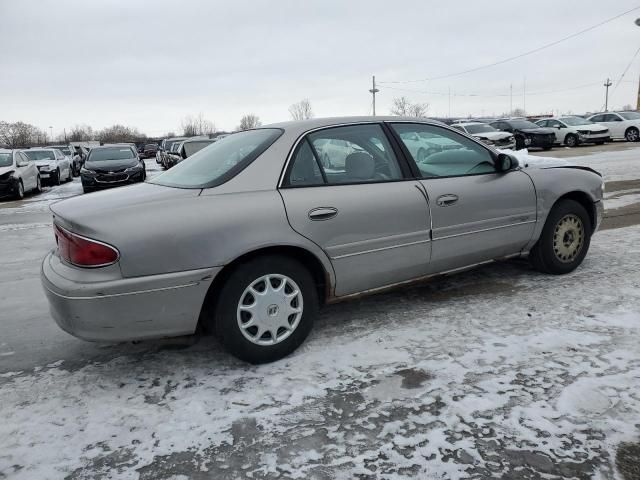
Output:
[0, 146, 639, 479]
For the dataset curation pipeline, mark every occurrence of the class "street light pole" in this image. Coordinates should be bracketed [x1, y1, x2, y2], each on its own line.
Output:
[604, 78, 612, 112]
[369, 76, 379, 116]
[49, 126, 53, 142]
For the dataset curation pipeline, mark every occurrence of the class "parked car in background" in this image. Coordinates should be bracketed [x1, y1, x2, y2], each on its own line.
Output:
[42, 117, 603, 364]
[490, 119, 555, 150]
[451, 122, 516, 149]
[80, 144, 146, 193]
[0, 149, 41, 199]
[586, 111, 640, 142]
[534, 117, 609, 147]
[141, 143, 158, 159]
[159, 137, 186, 168]
[46, 145, 83, 175]
[23, 148, 72, 185]
[165, 137, 217, 168]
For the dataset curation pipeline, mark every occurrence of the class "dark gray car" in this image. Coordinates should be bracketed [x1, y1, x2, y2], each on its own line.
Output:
[42, 117, 604, 363]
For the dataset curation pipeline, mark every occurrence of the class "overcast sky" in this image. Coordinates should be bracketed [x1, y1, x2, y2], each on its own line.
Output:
[2, 0, 640, 137]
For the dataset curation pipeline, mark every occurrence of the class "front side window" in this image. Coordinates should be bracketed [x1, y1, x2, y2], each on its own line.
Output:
[151, 128, 282, 189]
[560, 116, 592, 126]
[391, 123, 495, 178]
[590, 114, 604, 123]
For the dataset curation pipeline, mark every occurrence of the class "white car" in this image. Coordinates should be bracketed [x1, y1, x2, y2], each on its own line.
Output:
[22, 148, 73, 185]
[0, 149, 41, 199]
[451, 122, 516, 149]
[586, 111, 640, 142]
[535, 117, 609, 147]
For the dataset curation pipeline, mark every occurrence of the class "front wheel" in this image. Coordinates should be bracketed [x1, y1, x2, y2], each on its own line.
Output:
[564, 134, 578, 147]
[53, 169, 61, 186]
[625, 127, 639, 142]
[529, 199, 591, 275]
[15, 180, 24, 200]
[208, 255, 318, 364]
[35, 176, 42, 193]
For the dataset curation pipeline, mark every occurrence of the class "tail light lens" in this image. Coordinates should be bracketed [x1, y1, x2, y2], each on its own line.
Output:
[54, 224, 119, 267]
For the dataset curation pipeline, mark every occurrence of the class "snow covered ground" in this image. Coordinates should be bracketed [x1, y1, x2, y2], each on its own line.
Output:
[1, 224, 639, 479]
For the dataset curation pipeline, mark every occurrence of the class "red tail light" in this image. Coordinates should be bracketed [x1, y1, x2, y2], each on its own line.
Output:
[53, 224, 119, 267]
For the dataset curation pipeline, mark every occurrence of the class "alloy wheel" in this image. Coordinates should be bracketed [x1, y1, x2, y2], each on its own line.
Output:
[553, 214, 584, 263]
[237, 274, 303, 346]
[626, 128, 639, 142]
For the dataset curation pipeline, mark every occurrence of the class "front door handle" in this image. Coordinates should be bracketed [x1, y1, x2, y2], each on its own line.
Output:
[436, 194, 459, 207]
[308, 207, 338, 221]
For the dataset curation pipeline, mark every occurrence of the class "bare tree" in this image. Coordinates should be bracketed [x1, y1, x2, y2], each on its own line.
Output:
[621, 104, 634, 111]
[181, 113, 216, 137]
[289, 99, 314, 120]
[238, 114, 261, 131]
[68, 124, 94, 142]
[511, 107, 526, 117]
[96, 124, 146, 144]
[390, 97, 428, 117]
[0, 121, 45, 148]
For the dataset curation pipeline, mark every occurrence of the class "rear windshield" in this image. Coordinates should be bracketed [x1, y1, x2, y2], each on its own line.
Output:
[0, 153, 12, 167]
[184, 140, 215, 157]
[24, 150, 55, 161]
[150, 129, 283, 189]
[88, 147, 135, 161]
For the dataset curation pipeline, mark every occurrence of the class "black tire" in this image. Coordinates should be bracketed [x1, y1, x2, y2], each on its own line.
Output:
[564, 134, 578, 147]
[53, 169, 61, 186]
[542, 146, 553, 151]
[529, 199, 592, 275]
[82, 186, 92, 194]
[35, 176, 42, 193]
[15, 180, 24, 200]
[595, 141, 605, 145]
[208, 255, 318, 364]
[515, 135, 525, 150]
[625, 127, 639, 142]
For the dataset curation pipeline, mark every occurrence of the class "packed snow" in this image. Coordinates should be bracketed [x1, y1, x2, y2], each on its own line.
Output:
[1, 225, 639, 479]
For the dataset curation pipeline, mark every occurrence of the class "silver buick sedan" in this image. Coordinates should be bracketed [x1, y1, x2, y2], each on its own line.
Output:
[42, 117, 604, 363]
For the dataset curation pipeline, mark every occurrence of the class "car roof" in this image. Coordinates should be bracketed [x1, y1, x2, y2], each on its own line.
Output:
[0, 148, 13, 153]
[455, 122, 488, 127]
[91, 144, 135, 149]
[24, 148, 57, 152]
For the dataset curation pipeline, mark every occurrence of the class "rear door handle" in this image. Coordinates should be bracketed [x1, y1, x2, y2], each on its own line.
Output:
[436, 194, 459, 207]
[308, 207, 338, 221]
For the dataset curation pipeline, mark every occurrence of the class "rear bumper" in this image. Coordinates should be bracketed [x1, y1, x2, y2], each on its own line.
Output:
[41, 251, 220, 341]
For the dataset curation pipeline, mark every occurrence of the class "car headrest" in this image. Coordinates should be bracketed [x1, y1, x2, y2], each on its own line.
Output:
[345, 152, 375, 180]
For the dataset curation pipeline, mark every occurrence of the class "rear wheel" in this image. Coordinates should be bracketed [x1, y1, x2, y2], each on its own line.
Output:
[625, 127, 639, 142]
[529, 199, 591, 275]
[207, 255, 318, 364]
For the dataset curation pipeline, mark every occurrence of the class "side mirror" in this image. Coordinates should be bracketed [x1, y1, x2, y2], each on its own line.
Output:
[557, 125, 562, 130]
[17, 161, 28, 167]
[496, 153, 518, 172]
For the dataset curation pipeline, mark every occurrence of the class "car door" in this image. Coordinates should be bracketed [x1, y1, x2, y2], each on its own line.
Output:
[390, 122, 537, 274]
[547, 120, 565, 143]
[592, 114, 623, 138]
[279, 123, 432, 296]
[17, 152, 37, 190]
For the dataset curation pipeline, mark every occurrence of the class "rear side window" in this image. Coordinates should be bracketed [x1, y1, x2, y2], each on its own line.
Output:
[284, 124, 403, 187]
[151, 128, 283, 189]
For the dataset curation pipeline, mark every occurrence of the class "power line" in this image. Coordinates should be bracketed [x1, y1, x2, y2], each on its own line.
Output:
[378, 5, 640, 84]
[380, 81, 603, 98]
[612, 45, 640, 95]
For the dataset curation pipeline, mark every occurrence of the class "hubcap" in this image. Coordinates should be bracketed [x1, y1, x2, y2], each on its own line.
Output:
[628, 130, 638, 141]
[553, 214, 584, 263]
[237, 274, 303, 346]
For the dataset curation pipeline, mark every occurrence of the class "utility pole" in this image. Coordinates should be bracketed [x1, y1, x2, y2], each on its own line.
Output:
[637, 73, 640, 110]
[64, 128, 67, 143]
[49, 126, 53, 142]
[510, 83, 513, 115]
[604, 78, 612, 111]
[369, 76, 379, 116]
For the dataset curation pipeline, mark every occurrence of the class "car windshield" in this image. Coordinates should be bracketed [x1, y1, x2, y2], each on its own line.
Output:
[24, 150, 55, 161]
[465, 124, 497, 134]
[0, 153, 12, 167]
[619, 112, 640, 120]
[49, 146, 72, 155]
[559, 116, 593, 126]
[150, 128, 282, 189]
[88, 147, 134, 161]
[183, 140, 215, 157]
[508, 120, 540, 129]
